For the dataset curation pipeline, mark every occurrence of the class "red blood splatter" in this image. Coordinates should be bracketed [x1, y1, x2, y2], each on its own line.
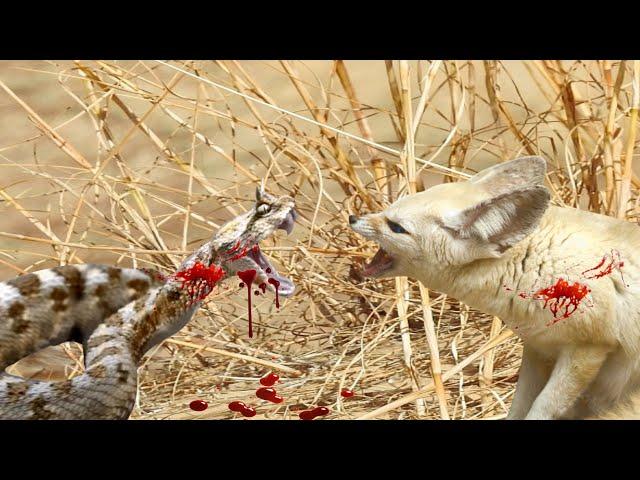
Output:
[266, 268, 272, 274]
[582, 255, 609, 278]
[532, 278, 591, 324]
[252, 245, 259, 254]
[228, 401, 256, 417]
[254, 290, 260, 296]
[227, 240, 241, 254]
[268, 278, 281, 308]
[299, 406, 330, 420]
[260, 372, 280, 386]
[173, 262, 225, 303]
[256, 387, 284, 403]
[230, 246, 250, 261]
[239, 282, 245, 288]
[238, 269, 257, 338]
[341, 389, 355, 398]
[189, 400, 208, 411]
[503, 285, 513, 291]
[259, 283, 267, 294]
[507, 250, 628, 324]
[582, 250, 626, 284]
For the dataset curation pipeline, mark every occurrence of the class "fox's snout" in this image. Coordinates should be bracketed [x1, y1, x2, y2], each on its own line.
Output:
[348, 213, 379, 239]
[348, 213, 379, 243]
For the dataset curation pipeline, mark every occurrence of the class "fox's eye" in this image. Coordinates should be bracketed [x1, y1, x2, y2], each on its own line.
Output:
[387, 219, 408, 234]
[257, 203, 271, 215]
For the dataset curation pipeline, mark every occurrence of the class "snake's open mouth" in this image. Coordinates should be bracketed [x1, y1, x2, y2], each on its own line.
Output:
[239, 207, 297, 297]
[248, 244, 295, 297]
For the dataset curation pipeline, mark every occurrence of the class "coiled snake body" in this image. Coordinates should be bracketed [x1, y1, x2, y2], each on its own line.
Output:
[0, 189, 296, 419]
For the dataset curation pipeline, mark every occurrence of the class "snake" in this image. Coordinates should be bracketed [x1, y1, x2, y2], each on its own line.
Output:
[0, 188, 296, 419]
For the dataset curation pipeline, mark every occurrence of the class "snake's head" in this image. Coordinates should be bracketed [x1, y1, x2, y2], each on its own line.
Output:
[212, 187, 297, 297]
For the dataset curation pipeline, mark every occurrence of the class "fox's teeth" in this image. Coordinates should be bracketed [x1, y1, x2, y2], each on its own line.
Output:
[363, 248, 394, 277]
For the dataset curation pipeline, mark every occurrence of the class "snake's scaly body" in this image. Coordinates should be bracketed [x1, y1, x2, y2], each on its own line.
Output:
[0, 189, 296, 419]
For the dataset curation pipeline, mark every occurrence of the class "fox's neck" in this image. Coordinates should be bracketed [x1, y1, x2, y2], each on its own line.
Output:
[420, 209, 559, 322]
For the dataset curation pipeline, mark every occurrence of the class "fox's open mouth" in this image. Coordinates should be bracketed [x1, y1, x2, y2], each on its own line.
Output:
[363, 247, 394, 277]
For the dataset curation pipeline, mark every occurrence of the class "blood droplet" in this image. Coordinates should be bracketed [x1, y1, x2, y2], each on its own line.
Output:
[341, 389, 355, 398]
[237, 269, 257, 338]
[299, 406, 330, 420]
[256, 387, 284, 403]
[228, 401, 257, 418]
[266, 268, 272, 274]
[259, 283, 267, 294]
[260, 372, 280, 386]
[173, 262, 225, 303]
[189, 400, 208, 411]
[254, 290, 260, 296]
[228, 401, 245, 412]
[240, 406, 256, 417]
[268, 277, 281, 308]
[239, 282, 245, 288]
[238, 270, 257, 287]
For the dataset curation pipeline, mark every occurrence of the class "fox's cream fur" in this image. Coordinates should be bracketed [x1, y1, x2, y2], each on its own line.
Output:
[350, 156, 640, 419]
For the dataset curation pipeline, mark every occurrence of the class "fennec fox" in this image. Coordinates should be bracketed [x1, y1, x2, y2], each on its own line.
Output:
[349, 156, 640, 419]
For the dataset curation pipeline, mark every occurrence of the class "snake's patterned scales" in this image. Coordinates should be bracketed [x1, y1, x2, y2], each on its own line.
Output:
[0, 189, 296, 419]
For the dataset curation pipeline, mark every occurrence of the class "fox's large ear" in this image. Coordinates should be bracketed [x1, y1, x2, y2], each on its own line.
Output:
[440, 185, 550, 254]
[471, 156, 547, 194]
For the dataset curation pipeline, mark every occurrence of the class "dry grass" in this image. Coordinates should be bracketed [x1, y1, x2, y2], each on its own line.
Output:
[1, 60, 639, 420]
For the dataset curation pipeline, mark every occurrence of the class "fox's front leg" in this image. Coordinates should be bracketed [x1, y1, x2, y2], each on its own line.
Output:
[525, 345, 611, 420]
[507, 346, 552, 419]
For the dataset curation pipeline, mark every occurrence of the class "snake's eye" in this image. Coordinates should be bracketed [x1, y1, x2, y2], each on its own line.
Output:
[257, 203, 271, 215]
